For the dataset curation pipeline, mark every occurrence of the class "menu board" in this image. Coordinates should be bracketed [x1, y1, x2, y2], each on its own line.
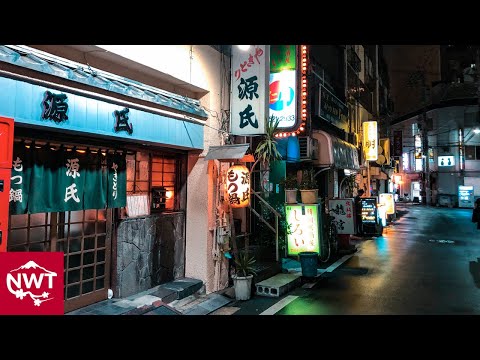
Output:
[361, 197, 377, 225]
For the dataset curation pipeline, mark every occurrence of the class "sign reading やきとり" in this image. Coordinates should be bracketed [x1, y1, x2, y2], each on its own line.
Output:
[230, 45, 269, 136]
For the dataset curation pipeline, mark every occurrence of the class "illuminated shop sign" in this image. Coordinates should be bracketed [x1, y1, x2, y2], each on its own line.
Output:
[361, 197, 377, 225]
[285, 204, 320, 256]
[269, 70, 296, 129]
[379, 193, 395, 215]
[438, 156, 454, 167]
[363, 121, 378, 161]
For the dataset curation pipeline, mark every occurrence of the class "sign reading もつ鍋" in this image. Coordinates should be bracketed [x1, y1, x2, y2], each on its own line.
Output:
[0, 252, 64, 315]
[328, 199, 355, 234]
[230, 45, 269, 136]
[9, 145, 126, 215]
[285, 204, 320, 256]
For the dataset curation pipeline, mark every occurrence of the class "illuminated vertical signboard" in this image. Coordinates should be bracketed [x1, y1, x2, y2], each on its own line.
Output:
[402, 152, 410, 171]
[363, 121, 378, 161]
[379, 193, 395, 215]
[230, 45, 269, 136]
[459, 128, 465, 170]
[285, 204, 320, 256]
[269, 70, 296, 129]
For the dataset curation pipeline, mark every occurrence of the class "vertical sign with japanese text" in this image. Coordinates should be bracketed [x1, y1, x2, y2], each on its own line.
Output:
[285, 204, 320, 256]
[9, 143, 32, 215]
[393, 130, 403, 157]
[328, 199, 355, 234]
[363, 121, 378, 161]
[230, 45, 269, 136]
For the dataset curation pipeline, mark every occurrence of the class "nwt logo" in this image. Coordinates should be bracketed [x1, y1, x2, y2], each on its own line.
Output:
[0, 252, 64, 315]
[7, 261, 57, 307]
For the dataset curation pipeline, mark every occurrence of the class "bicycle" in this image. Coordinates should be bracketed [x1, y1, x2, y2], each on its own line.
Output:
[319, 213, 338, 263]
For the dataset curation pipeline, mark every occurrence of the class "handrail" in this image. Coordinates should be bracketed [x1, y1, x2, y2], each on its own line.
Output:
[249, 190, 281, 261]
[251, 191, 282, 217]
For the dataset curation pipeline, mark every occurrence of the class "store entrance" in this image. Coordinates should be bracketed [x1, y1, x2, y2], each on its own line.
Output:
[8, 206, 113, 313]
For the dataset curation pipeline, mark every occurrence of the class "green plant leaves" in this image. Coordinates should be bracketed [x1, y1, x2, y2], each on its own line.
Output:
[254, 116, 282, 164]
[235, 252, 257, 277]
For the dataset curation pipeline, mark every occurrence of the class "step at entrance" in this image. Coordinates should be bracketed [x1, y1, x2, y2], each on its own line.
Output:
[255, 273, 301, 298]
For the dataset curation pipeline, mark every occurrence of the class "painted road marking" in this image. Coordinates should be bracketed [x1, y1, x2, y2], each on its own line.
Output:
[325, 253, 356, 273]
[260, 295, 299, 315]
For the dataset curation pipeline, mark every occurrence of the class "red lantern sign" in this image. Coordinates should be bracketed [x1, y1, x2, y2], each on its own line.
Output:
[226, 164, 250, 208]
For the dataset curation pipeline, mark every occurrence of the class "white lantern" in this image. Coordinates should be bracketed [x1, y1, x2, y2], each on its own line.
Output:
[226, 164, 250, 208]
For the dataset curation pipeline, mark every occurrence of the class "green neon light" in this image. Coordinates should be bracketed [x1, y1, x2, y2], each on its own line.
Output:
[285, 205, 320, 256]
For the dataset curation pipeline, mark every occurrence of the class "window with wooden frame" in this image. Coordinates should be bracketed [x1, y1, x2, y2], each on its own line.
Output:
[124, 150, 181, 217]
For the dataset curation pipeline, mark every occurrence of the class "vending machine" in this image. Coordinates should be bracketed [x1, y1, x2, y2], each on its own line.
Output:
[0, 117, 14, 252]
[458, 185, 474, 208]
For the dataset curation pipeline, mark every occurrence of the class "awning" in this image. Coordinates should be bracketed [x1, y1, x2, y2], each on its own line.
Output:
[204, 144, 250, 161]
[311, 130, 360, 170]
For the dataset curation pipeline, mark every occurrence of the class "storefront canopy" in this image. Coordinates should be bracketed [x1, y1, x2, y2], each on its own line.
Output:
[204, 144, 250, 162]
[312, 130, 360, 170]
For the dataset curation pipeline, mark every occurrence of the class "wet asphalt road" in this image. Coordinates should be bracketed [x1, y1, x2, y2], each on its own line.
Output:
[234, 204, 480, 315]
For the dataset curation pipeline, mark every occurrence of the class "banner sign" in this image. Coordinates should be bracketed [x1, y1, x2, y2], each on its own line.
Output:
[230, 45, 269, 135]
[328, 198, 355, 234]
[9, 145, 126, 214]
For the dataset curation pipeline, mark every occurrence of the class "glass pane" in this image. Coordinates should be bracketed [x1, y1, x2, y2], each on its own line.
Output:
[69, 223, 83, 238]
[68, 254, 81, 269]
[97, 249, 105, 262]
[68, 269, 80, 284]
[151, 171, 163, 182]
[30, 213, 46, 226]
[476, 146, 480, 160]
[97, 235, 106, 248]
[163, 163, 175, 172]
[83, 251, 95, 265]
[97, 210, 106, 221]
[82, 281, 94, 294]
[9, 229, 27, 246]
[84, 209, 96, 221]
[84, 237, 95, 250]
[30, 227, 46, 243]
[96, 264, 105, 277]
[97, 221, 106, 234]
[8, 245, 28, 252]
[136, 151, 149, 162]
[95, 277, 105, 290]
[127, 181, 134, 192]
[82, 266, 94, 280]
[56, 241, 67, 253]
[466, 146, 475, 160]
[163, 173, 175, 182]
[67, 284, 80, 299]
[70, 210, 84, 223]
[151, 162, 164, 172]
[28, 242, 45, 252]
[136, 181, 149, 192]
[69, 238, 82, 253]
[84, 222, 96, 236]
[10, 214, 27, 228]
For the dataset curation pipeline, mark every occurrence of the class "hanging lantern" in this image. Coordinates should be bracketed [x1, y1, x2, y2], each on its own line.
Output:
[226, 164, 250, 208]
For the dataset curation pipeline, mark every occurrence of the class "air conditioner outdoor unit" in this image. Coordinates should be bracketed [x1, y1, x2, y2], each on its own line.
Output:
[298, 136, 318, 160]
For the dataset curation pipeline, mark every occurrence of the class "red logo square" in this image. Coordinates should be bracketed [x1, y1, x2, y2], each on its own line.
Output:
[0, 252, 64, 315]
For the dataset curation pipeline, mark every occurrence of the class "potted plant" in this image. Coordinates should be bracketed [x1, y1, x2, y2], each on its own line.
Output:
[279, 173, 299, 204]
[299, 168, 319, 204]
[232, 252, 257, 300]
[254, 115, 282, 167]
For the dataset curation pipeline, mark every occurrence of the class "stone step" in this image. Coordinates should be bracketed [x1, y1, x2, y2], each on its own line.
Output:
[255, 273, 302, 298]
[182, 294, 232, 315]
